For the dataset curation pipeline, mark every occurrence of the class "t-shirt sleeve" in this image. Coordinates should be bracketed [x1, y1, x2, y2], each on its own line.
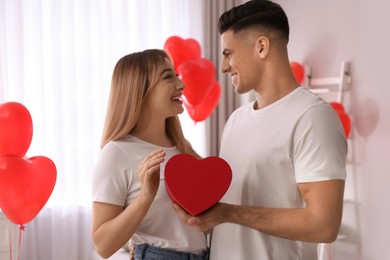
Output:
[92, 142, 133, 206]
[293, 104, 347, 183]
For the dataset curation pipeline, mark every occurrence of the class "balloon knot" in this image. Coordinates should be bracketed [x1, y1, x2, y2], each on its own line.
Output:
[19, 225, 25, 231]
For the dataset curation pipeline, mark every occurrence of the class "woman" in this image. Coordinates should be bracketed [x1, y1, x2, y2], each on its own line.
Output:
[91, 49, 208, 259]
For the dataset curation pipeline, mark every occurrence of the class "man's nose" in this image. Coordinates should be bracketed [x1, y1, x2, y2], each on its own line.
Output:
[221, 59, 230, 73]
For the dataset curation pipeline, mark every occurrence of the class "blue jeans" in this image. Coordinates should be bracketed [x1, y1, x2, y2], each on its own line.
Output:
[134, 244, 209, 260]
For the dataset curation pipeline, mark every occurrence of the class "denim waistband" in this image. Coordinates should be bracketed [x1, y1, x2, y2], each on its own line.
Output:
[134, 244, 209, 260]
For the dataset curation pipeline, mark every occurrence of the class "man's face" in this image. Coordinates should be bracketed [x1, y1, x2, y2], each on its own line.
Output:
[220, 29, 262, 94]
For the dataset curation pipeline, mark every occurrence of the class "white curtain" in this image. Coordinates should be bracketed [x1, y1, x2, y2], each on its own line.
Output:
[0, 0, 205, 259]
[202, 0, 246, 156]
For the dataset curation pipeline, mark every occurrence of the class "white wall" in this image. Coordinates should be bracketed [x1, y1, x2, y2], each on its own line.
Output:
[278, 0, 390, 259]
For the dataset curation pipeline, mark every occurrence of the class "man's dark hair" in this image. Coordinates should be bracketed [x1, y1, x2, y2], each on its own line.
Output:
[218, 0, 289, 41]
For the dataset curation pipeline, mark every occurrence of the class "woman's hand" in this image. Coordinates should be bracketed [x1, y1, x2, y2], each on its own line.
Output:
[129, 244, 135, 260]
[137, 149, 165, 202]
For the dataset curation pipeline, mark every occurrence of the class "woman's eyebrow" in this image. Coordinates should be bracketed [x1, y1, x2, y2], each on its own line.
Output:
[160, 68, 173, 76]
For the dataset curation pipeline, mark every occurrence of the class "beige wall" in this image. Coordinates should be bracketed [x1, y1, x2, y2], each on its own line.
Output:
[279, 0, 390, 259]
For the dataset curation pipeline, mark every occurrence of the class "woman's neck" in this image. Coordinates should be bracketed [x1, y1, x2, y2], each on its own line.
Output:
[132, 118, 173, 147]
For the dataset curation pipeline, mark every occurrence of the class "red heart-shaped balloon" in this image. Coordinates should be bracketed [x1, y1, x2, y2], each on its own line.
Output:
[165, 154, 232, 216]
[329, 102, 345, 112]
[184, 81, 221, 123]
[328, 102, 352, 139]
[178, 58, 216, 106]
[0, 102, 33, 157]
[290, 61, 305, 84]
[335, 110, 352, 139]
[0, 156, 57, 225]
[164, 36, 202, 68]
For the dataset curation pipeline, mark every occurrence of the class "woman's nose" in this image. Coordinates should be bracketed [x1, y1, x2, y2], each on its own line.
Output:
[176, 80, 185, 90]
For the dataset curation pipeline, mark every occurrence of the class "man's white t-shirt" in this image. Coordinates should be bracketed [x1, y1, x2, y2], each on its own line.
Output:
[210, 87, 347, 260]
[92, 135, 207, 254]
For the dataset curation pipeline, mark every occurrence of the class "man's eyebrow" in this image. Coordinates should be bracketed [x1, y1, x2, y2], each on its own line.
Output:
[222, 49, 232, 55]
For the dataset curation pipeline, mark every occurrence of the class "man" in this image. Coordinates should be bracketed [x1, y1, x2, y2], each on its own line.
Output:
[173, 0, 347, 259]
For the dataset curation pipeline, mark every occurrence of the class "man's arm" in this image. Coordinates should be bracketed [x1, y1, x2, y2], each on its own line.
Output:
[173, 179, 345, 243]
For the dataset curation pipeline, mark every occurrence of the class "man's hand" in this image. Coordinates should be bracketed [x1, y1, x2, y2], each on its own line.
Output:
[172, 203, 226, 232]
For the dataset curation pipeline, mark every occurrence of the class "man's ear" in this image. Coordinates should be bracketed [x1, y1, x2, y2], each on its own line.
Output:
[257, 36, 269, 58]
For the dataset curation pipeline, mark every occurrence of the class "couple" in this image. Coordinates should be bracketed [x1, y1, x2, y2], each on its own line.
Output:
[91, 1, 347, 259]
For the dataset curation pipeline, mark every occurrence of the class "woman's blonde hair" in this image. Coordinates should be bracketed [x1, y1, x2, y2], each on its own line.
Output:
[101, 49, 200, 159]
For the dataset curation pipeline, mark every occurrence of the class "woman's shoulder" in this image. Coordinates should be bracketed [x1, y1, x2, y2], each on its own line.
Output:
[99, 136, 141, 161]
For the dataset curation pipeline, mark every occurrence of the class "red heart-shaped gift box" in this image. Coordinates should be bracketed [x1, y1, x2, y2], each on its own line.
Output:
[165, 154, 232, 216]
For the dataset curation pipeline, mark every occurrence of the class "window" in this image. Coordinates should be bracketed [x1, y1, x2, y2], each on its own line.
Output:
[0, 0, 206, 207]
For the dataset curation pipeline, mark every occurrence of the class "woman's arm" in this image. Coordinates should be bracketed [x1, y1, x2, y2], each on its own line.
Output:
[92, 149, 165, 259]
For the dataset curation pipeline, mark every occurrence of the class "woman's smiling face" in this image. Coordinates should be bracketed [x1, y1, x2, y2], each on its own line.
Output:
[143, 58, 186, 119]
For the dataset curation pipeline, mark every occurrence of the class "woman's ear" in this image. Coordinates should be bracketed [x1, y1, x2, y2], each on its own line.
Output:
[257, 36, 269, 59]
